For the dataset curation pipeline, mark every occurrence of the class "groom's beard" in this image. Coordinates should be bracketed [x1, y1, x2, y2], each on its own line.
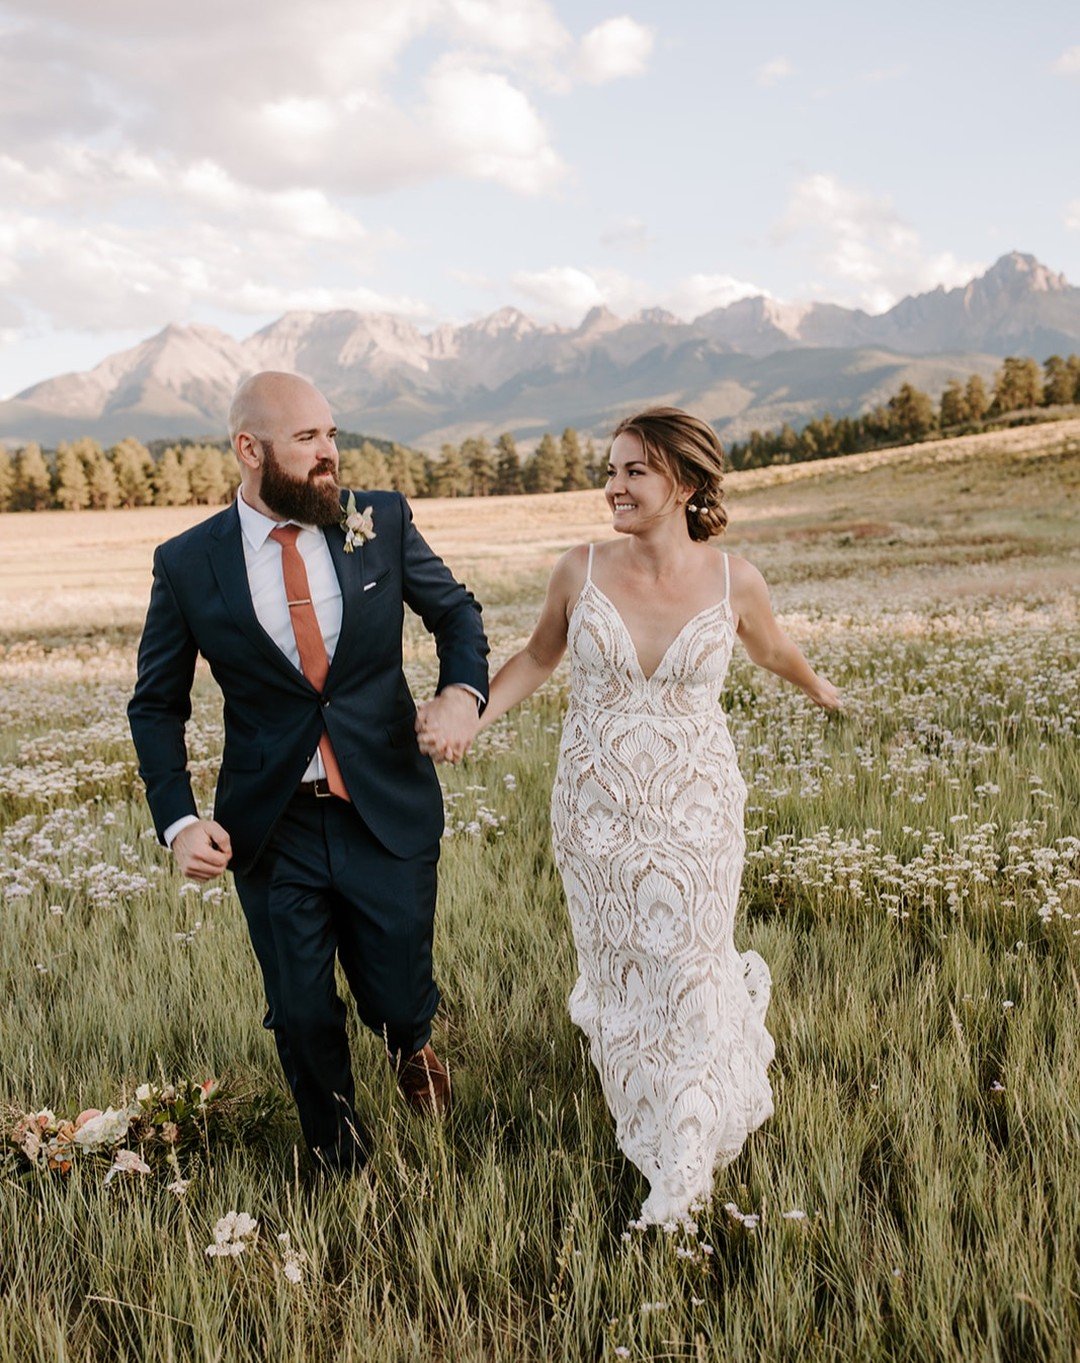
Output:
[258, 440, 342, 526]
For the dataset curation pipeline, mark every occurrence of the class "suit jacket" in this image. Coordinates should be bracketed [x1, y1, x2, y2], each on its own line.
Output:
[128, 489, 489, 872]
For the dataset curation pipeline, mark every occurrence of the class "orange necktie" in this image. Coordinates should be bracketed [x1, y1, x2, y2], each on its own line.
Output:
[269, 524, 349, 801]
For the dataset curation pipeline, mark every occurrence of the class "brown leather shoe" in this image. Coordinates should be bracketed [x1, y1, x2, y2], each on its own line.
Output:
[393, 1044, 452, 1115]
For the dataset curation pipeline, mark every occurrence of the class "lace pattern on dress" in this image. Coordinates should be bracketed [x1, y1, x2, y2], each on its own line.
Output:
[551, 548, 774, 1223]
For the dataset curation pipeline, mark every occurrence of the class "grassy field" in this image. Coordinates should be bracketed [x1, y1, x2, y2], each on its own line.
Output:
[0, 421, 1078, 1361]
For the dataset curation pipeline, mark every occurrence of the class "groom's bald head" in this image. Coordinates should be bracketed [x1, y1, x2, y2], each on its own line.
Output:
[227, 370, 341, 523]
[228, 371, 331, 447]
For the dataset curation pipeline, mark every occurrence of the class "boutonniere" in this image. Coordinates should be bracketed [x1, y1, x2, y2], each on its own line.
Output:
[340, 492, 376, 553]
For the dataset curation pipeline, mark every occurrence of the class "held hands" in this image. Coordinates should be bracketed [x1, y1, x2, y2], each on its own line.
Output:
[415, 686, 481, 765]
[172, 819, 232, 881]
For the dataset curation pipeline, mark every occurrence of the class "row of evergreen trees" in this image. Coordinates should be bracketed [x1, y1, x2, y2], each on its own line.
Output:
[726, 354, 1080, 469]
[0, 429, 603, 512]
[2, 354, 1077, 512]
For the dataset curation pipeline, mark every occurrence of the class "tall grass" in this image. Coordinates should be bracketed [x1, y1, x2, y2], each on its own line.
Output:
[0, 432, 1077, 1360]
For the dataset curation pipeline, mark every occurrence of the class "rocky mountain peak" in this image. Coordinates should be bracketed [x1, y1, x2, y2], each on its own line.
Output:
[632, 307, 681, 326]
[465, 307, 539, 339]
[4, 252, 1076, 447]
[576, 305, 622, 335]
[980, 251, 1069, 294]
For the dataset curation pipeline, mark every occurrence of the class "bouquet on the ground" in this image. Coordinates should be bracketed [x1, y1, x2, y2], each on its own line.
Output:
[8, 1076, 226, 1177]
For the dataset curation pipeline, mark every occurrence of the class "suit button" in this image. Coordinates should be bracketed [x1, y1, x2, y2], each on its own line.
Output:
[321, 698, 330, 708]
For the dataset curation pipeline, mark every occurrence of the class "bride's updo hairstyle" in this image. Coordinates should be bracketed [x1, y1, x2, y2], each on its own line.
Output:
[610, 406, 728, 542]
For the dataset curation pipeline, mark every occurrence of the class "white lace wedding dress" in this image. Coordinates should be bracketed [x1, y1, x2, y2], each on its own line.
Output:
[551, 545, 774, 1224]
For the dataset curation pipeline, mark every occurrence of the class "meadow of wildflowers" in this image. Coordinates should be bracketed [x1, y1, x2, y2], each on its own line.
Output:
[0, 423, 1077, 1361]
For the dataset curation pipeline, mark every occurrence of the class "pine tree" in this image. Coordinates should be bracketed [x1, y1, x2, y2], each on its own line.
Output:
[494, 433, 523, 495]
[387, 444, 418, 497]
[337, 447, 364, 487]
[939, 378, 969, 429]
[54, 443, 91, 510]
[68, 438, 118, 509]
[1042, 355, 1074, 407]
[154, 447, 191, 506]
[184, 444, 230, 504]
[834, 417, 858, 455]
[109, 438, 155, 507]
[12, 443, 52, 509]
[0, 449, 13, 512]
[583, 437, 604, 486]
[1067, 355, 1080, 403]
[991, 357, 1042, 413]
[774, 423, 799, 464]
[802, 413, 840, 459]
[887, 384, 936, 443]
[433, 443, 467, 497]
[463, 437, 496, 496]
[559, 428, 590, 489]
[965, 374, 989, 422]
[359, 441, 390, 489]
[525, 433, 564, 493]
[862, 405, 893, 446]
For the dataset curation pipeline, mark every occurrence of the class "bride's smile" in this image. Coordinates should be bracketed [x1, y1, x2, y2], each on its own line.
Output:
[605, 431, 687, 533]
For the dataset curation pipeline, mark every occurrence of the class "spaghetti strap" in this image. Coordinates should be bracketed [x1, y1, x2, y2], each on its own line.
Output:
[586, 543, 595, 583]
[722, 551, 730, 605]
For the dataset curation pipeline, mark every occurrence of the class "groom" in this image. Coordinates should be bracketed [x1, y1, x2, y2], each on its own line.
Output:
[128, 371, 488, 1171]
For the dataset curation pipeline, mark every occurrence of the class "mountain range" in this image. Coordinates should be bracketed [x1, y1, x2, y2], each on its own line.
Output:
[3, 252, 1078, 450]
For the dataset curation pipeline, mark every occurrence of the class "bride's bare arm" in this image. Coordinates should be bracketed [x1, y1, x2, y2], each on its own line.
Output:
[478, 547, 585, 729]
[730, 557, 842, 711]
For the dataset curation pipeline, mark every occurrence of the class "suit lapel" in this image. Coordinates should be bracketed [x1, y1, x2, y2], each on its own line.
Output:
[324, 521, 362, 685]
[207, 504, 314, 690]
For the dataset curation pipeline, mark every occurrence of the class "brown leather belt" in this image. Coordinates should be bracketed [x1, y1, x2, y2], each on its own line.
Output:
[296, 778, 335, 798]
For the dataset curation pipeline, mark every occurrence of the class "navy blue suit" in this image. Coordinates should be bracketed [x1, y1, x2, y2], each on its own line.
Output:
[128, 489, 489, 1166]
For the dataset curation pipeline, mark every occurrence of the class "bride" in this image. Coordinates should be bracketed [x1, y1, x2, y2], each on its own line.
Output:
[427, 407, 841, 1223]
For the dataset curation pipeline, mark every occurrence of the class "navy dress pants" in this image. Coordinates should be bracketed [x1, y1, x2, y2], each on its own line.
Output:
[233, 790, 440, 1169]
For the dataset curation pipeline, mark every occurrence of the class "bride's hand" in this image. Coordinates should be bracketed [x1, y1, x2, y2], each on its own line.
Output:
[810, 678, 843, 712]
[415, 688, 480, 764]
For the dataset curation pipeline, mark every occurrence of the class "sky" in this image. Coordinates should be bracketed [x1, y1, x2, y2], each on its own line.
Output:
[1, 0, 1078, 396]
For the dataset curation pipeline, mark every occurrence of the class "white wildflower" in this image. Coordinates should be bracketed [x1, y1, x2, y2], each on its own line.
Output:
[206, 1210, 259, 1258]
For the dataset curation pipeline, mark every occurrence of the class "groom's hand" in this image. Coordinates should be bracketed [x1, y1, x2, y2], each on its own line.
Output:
[415, 687, 479, 765]
[172, 819, 232, 881]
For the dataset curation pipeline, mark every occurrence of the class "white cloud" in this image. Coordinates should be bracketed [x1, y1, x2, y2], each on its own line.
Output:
[0, 2, 576, 199]
[511, 266, 606, 321]
[576, 17, 654, 84]
[1051, 46, 1080, 75]
[667, 274, 767, 317]
[445, 0, 570, 61]
[777, 173, 982, 312]
[0, 149, 381, 248]
[261, 98, 340, 138]
[507, 263, 769, 325]
[0, 3, 659, 344]
[424, 62, 567, 195]
[1066, 199, 1080, 230]
[756, 56, 793, 87]
[0, 204, 424, 334]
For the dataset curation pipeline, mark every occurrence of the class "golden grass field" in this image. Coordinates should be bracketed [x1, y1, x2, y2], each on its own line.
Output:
[3, 418, 1075, 640]
[0, 420, 1077, 1361]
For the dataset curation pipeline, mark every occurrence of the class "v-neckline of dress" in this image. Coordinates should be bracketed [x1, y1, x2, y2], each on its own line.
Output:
[583, 578, 731, 684]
